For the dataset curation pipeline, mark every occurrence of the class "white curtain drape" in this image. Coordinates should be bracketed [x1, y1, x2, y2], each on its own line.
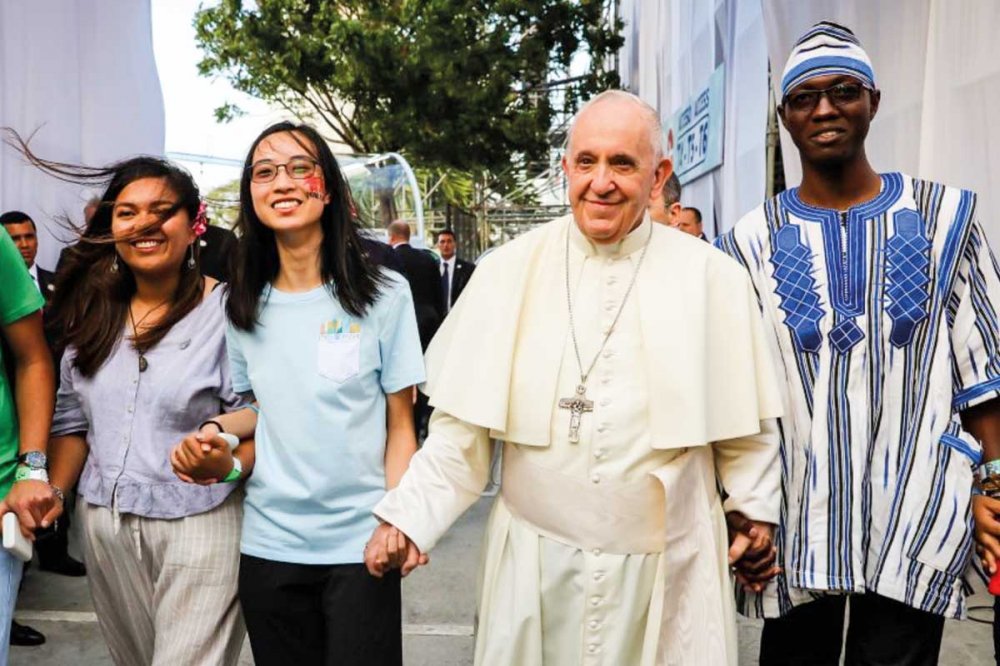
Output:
[619, 0, 999, 247]
[618, 0, 770, 238]
[0, 0, 164, 270]
[763, 0, 1000, 247]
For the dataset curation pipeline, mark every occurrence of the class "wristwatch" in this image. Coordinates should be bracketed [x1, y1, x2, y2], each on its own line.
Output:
[17, 451, 47, 470]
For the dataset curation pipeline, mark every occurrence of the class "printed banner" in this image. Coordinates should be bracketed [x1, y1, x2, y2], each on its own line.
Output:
[666, 64, 726, 185]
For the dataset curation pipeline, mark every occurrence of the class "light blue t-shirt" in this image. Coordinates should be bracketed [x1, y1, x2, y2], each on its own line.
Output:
[227, 272, 425, 564]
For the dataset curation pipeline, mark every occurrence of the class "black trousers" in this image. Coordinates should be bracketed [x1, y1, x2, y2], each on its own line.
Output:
[414, 389, 432, 441]
[759, 594, 944, 666]
[238, 554, 402, 666]
[994, 596, 1000, 666]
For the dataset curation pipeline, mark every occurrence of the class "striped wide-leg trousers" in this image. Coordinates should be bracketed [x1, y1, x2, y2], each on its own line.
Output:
[77, 491, 245, 666]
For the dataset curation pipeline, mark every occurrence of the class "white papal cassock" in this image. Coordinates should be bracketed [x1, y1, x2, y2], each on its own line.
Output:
[375, 215, 784, 665]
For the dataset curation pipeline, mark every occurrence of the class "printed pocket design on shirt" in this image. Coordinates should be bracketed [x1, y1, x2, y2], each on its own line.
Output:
[317, 319, 362, 383]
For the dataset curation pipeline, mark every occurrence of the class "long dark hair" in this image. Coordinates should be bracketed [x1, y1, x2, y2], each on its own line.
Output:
[6, 133, 204, 376]
[226, 122, 385, 331]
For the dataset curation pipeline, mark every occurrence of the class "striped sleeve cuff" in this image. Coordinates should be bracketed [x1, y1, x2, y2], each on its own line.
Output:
[953, 376, 1000, 411]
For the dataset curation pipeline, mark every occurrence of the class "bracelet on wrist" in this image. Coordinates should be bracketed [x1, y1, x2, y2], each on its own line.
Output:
[50, 484, 65, 504]
[976, 459, 1000, 497]
[218, 433, 240, 451]
[14, 465, 49, 484]
[198, 419, 225, 435]
[221, 456, 243, 483]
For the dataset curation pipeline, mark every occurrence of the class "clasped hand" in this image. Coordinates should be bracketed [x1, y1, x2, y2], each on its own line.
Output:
[726, 511, 781, 593]
[364, 522, 429, 578]
[973, 494, 1000, 573]
[0, 479, 57, 541]
[170, 429, 234, 485]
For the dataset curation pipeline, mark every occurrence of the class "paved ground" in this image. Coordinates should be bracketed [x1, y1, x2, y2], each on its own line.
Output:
[9, 496, 997, 665]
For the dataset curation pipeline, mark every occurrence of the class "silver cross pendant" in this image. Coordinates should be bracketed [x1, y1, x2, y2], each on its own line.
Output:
[558, 384, 594, 444]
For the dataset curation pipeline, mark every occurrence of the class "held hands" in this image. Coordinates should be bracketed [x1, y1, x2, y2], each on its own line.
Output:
[170, 428, 234, 485]
[726, 511, 781, 593]
[973, 495, 1000, 573]
[364, 522, 429, 578]
[0, 480, 56, 541]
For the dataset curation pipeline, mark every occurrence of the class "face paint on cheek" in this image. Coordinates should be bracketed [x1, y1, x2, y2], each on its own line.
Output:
[305, 175, 325, 200]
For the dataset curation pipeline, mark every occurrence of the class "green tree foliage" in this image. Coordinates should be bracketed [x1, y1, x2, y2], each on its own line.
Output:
[204, 178, 241, 228]
[195, 0, 623, 178]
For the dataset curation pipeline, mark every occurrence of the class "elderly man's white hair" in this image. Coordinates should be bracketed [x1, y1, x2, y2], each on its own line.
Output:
[565, 90, 665, 160]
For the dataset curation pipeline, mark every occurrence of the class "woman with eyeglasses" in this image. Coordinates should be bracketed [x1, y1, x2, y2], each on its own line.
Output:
[8, 146, 252, 665]
[172, 122, 425, 665]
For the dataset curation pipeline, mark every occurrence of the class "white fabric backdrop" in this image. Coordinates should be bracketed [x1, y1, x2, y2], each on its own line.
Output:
[763, 0, 1000, 247]
[618, 0, 770, 238]
[0, 0, 164, 270]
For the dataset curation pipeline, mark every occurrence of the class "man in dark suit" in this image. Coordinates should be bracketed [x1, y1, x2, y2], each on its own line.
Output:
[0, 213, 54, 301]
[676, 206, 708, 241]
[435, 228, 475, 314]
[387, 220, 444, 350]
[388, 220, 443, 440]
[360, 235, 406, 274]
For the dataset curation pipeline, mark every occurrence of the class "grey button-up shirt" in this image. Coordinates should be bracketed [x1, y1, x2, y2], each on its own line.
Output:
[51, 288, 245, 519]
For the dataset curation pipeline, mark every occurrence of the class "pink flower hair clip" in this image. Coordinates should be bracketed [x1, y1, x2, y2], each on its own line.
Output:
[192, 201, 209, 237]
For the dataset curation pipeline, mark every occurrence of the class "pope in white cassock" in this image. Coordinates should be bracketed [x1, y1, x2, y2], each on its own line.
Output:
[366, 90, 784, 665]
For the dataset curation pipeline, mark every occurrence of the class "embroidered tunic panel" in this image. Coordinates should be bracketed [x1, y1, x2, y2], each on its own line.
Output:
[717, 173, 1000, 618]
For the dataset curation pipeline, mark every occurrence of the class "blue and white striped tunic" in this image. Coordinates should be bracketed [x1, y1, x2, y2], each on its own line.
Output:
[716, 173, 1000, 619]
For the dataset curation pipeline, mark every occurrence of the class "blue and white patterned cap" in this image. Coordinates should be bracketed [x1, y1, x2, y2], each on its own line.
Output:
[781, 21, 875, 99]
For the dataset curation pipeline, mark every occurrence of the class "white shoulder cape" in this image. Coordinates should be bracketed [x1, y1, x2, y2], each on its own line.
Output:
[424, 215, 782, 448]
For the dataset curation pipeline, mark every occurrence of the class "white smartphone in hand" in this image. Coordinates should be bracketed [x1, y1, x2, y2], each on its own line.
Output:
[2, 512, 33, 562]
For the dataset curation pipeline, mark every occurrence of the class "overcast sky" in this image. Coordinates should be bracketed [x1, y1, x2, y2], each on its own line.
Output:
[152, 0, 284, 164]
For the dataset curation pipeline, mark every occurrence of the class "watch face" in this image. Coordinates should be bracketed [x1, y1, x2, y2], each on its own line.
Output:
[19, 452, 47, 469]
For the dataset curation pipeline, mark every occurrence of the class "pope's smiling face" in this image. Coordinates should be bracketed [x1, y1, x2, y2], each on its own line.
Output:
[562, 97, 670, 245]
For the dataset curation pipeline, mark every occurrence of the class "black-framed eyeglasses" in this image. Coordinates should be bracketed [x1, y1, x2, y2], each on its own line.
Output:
[249, 157, 320, 183]
[782, 82, 870, 113]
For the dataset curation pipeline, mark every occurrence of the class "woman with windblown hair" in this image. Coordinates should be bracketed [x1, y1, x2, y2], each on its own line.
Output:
[20, 144, 251, 665]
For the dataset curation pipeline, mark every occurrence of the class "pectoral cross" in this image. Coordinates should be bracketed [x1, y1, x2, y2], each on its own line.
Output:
[558, 384, 594, 444]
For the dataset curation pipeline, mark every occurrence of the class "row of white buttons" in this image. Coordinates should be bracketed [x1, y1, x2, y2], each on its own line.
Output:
[584, 312, 613, 663]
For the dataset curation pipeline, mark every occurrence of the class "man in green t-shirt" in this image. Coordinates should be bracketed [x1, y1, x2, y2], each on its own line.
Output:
[0, 226, 56, 662]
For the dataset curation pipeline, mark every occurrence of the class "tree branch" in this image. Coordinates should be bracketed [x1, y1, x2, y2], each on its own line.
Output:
[316, 87, 369, 151]
[284, 81, 363, 151]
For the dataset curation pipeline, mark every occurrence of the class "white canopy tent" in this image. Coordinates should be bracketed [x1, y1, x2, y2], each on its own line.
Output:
[619, 0, 770, 238]
[763, 0, 1000, 247]
[0, 0, 165, 270]
[171, 150, 428, 245]
[619, 0, 1000, 247]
